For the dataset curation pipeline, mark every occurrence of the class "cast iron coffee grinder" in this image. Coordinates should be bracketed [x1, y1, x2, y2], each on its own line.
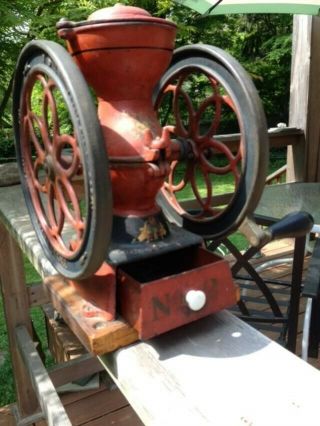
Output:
[12, 5, 268, 353]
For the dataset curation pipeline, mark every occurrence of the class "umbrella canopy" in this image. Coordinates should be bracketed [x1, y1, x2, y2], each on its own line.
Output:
[174, 0, 320, 16]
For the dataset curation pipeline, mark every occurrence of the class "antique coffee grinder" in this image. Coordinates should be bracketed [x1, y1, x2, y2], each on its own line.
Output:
[12, 5, 268, 353]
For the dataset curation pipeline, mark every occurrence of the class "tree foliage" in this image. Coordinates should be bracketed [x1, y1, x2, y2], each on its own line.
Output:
[0, 0, 292, 159]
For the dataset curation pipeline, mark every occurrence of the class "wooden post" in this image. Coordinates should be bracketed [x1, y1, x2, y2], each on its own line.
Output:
[288, 15, 320, 182]
[15, 325, 71, 425]
[0, 222, 39, 416]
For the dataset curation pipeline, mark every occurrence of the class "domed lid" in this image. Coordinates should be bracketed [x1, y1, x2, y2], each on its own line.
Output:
[88, 4, 151, 21]
[57, 3, 176, 29]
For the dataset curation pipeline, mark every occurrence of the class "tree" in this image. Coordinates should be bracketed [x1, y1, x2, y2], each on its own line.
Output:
[0, 1, 293, 159]
[170, 11, 293, 125]
[0, 0, 109, 158]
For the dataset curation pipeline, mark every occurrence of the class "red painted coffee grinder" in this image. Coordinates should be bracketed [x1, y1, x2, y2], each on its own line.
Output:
[13, 5, 268, 349]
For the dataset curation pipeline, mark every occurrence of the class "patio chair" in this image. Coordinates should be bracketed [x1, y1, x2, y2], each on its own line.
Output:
[254, 181, 320, 359]
[205, 209, 313, 353]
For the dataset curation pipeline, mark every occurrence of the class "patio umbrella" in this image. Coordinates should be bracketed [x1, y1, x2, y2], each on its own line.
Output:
[174, 0, 320, 16]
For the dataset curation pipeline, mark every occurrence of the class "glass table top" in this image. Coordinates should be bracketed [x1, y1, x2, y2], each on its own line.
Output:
[255, 182, 320, 230]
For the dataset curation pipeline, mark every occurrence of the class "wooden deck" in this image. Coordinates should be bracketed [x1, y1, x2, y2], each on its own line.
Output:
[0, 238, 318, 425]
[0, 386, 142, 425]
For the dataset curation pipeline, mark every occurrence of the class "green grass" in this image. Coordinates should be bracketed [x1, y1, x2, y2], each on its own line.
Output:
[171, 160, 237, 202]
[173, 152, 286, 202]
[173, 154, 286, 253]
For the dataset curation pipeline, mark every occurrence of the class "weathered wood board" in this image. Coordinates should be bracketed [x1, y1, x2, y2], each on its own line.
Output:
[100, 310, 320, 426]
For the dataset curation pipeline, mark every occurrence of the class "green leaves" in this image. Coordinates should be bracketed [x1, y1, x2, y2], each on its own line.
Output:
[0, 1, 293, 160]
[191, 13, 293, 125]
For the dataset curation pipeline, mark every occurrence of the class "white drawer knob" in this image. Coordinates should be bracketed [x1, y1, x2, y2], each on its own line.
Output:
[185, 290, 206, 311]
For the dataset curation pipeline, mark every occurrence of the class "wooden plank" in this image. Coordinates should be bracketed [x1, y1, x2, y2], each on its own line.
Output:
[0, 186, 57, 278]
[60, 388, 103, 406]
[288, 15, 320, 182]
[49, 353, 103, 388]
[43, 303, 87, 363]
[99, 310, 320, 425]
[0, 406, 15, 426]
[86, 406, 143, 426]
[0, 222, 39, 417]
[260, 238, 294, 256]
[0, 401, 142, 426]
[268, 127, 303, 148]
[11, 404, 45, 426]
[27, 283, 50, 307]
[215, 127, 301, 153]
[63, 387, 129, 425]
[15, 325, 71, 426]
[0, 404, 48, 426]
[43, 275, 138, 355]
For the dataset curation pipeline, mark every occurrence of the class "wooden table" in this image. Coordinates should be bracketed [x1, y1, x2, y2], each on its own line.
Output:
[1, 184, 320, 425]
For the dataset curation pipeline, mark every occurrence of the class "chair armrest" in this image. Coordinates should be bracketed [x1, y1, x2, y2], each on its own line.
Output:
[267, 211, 313, 241]
[239, 212, 313, 249]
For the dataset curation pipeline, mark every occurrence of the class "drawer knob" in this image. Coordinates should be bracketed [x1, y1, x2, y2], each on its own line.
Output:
[185, 290, 206, 311]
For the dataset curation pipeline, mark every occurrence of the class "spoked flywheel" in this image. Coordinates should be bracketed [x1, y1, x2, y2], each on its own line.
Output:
[13, 40, 112, 279]
[154, 44, 269, 239]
